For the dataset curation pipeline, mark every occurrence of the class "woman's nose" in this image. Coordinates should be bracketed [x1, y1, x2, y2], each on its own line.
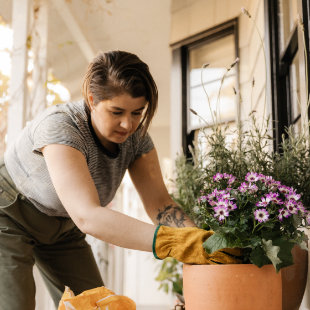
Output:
[120, 115, 132, 131]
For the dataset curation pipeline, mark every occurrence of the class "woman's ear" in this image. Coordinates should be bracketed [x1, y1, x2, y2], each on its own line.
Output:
[88, 93, 95, 111]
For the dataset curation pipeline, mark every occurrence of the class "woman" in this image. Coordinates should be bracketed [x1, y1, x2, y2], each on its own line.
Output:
[0, 50, 240, 309]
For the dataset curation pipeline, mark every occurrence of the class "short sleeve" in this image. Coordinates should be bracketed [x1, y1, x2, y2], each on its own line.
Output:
[31, 112, 88, 157]
[133, 131, 154, 159]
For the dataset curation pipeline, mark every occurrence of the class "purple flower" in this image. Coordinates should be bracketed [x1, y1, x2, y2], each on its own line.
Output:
[206, 192, 217, 206]
[238, 182, 248, 193]
[285, 191, 301, 201]
[218, 191, 231, 200]
[265, 192, 284, 205]
[223, 173, 236, 185]
[245, 172, 259, 182]
[254, 209, 269, 223]
[227, 201, 237, 211]
[267, 180, 281, 191]
[274, 197, 284, 205]
[208, 200, 217, 207]
[248, 183, 258, 193]
[213, 173, 224, 182]
[265, 176, 275, 182]
[214, 205, 229, 221]
[261, 176, 274, 184]
[278, 208, 291, 221]
[297, 202, 306, 214]
[228, 176, 236, 185]
[214, 189, 226, 196]
[216, 198, 229, 209]
[200, 172, 306, 231]
[257, 173, 266, 181]
[256, 197, 271, 207]
[207, 192, 216, 201]
[278, 185, 291, 195]
[285, 199, 298, 214]
[266, 192, 279, 201]
[198, 195, 208, 203]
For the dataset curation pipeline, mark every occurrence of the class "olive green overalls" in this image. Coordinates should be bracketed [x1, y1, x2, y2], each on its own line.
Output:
[0, 160, 103, 310]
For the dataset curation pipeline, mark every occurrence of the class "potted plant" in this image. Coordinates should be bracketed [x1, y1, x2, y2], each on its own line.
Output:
[157, 7, 310, 310]
[177, 122, 309, 309]
[158, 120, 309, 309]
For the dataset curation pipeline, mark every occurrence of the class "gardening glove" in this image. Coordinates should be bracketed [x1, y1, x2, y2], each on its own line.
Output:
[58, 286, 136, 310]
[153, 225, 242, 265]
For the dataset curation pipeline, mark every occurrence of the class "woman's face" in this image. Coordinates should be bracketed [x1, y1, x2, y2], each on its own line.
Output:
[89, 93, 147, 151]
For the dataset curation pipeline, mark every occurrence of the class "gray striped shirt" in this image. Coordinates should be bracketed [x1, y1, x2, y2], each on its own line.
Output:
[4, 100, 154, 217]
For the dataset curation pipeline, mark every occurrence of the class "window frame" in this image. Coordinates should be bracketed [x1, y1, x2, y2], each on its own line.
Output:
[171, 18, 239, 157]
[265, 0, 310, 151]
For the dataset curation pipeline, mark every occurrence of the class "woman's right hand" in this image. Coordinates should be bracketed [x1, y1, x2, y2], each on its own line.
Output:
[153, 225, 243, 264]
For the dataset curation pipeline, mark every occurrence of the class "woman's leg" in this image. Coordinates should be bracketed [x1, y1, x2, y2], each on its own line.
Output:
[0, 161, 37, 310]
[34, 226, 104, 306]
[2, 194, 104, 308]
[0, 206, 36, 310]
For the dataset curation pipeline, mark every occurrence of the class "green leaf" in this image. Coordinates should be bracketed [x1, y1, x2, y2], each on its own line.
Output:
[262, 239, 281, 270]
[172, 280, 183, 296]
[272, 239, 295, 271]
[163, 283, 169, 294]
[292, 214, 302, 228]
[203, 233, 230, 253]
[249, 246, 270, 267]
[248, 235, 261, 248]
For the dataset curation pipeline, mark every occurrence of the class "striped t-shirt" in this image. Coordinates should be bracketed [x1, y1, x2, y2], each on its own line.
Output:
[4, 100, 154, 217]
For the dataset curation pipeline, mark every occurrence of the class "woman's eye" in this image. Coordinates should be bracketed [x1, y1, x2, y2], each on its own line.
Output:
[132, 112, 142, 116]
[112, 111, 122, 115]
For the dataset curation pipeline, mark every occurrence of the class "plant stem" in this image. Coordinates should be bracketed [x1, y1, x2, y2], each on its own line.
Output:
[201, 64, 215, 125]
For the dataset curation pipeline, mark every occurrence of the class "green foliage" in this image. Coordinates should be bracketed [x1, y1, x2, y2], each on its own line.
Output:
[155, 258, 183, 297]
[173, 117, 310, 272]
[172, 154, 205, 222]
[273, 125, 310, 207]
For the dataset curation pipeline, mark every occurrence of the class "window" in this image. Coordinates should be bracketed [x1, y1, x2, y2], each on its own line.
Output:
[188, 34, 237, 132]
[265, 0, 310, 149]
[171, 19, 239, 157]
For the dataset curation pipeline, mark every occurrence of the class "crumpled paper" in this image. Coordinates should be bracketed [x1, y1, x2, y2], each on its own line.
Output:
[58, 286, 136, 310]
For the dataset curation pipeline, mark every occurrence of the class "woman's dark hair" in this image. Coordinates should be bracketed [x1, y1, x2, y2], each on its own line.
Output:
[83, 50, 158, 135]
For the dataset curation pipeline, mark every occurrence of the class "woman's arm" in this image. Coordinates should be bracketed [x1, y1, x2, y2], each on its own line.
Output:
[42, 144, 155, 252]
[128, 148, 195, 228]
[42, 145, 240, 265]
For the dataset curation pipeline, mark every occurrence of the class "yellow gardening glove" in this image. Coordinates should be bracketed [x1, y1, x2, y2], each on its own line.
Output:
[58, 286, 136, 310]
[153, 225, 242, 265]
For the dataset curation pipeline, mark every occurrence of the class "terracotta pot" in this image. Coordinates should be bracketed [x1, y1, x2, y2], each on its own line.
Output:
[183, 246, 308, 310]
[281, 246, 308, 310]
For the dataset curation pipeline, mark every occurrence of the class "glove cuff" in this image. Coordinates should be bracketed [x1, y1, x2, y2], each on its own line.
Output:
[152, 225, 162, 259]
